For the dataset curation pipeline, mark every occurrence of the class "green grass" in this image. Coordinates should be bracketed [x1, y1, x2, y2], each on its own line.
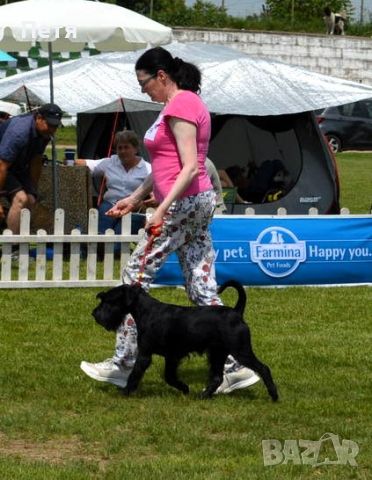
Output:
[1, 132, 370, 478]
[45, 126, 77, 163]
[336, 152, 372, 214]
[0, 286, 371, 479]
[55, 126, 77, 146]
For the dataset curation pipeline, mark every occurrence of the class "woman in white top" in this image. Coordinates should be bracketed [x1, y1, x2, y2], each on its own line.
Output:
[76, 130, 152, 234]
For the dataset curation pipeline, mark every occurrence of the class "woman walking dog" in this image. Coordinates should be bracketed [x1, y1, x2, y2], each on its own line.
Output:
[81, 46, 260, 394]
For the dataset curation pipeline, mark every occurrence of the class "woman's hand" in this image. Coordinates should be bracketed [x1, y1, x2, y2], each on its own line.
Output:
[74, 159, 87, 166]
[106, 197, 140, 217]
[145, 207, 165, 234]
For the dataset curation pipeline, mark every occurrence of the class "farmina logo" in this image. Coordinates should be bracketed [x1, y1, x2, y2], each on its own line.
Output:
[250, 227, 306, 278]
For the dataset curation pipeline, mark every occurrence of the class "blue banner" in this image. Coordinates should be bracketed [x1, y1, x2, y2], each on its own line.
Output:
[154, 215, 372, 286]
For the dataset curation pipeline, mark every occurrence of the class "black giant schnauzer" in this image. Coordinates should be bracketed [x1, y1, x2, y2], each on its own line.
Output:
[92, 280, 278, 400]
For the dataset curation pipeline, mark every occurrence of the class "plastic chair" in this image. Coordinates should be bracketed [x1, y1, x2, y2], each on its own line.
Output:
[221, 187, 237, 213]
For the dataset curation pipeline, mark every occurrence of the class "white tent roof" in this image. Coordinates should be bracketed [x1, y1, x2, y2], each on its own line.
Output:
[0, 99, 21, 115]
[1, 42, 372, 116]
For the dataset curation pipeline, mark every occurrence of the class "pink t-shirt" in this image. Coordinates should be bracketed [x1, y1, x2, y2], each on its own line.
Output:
[143, 90, 212, 203]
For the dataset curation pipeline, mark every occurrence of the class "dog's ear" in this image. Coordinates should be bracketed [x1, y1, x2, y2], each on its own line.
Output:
[96, 291, 106, 300]
[119, 284, 141, 307]
[99, 285, 124, 303]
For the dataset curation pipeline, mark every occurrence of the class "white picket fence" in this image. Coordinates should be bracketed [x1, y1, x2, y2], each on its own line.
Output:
[0, 208, 141, 288]
[0, 206, 351, 289]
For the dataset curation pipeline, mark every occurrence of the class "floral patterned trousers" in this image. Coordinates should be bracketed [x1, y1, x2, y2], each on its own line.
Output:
[113, 190, 223, 367]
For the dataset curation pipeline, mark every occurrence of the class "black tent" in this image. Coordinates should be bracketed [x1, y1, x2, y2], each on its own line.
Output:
[77, 107, 340, 215]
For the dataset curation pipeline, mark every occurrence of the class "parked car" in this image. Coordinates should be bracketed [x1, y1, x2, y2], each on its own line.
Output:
[317, 99, 372, 152]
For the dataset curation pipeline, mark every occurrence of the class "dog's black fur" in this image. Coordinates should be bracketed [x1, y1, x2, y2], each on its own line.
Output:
[92, 281, 278, 400]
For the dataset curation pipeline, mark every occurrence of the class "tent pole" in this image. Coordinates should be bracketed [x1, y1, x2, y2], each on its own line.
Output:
[48, 41, 59, 211]
[48, 42, 54, 104]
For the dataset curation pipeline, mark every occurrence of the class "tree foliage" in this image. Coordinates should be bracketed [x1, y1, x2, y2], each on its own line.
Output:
[182, 0, 229, 28]
[264, 0, 354, 23]
[116, 0, 187, 18]
[106, 0, 230, 28]
[116, 0, 148, 14]
[0, 0, 23, 4]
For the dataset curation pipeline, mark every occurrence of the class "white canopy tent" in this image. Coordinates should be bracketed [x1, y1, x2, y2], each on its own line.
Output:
[1, 42, 372, 116]
[0, 99, 21, 116]
[0, 0, 172, 104]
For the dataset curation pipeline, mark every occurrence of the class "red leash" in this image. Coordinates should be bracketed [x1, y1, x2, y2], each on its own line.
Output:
[97, 109, 121, 207]
[136, 223, 163, 285]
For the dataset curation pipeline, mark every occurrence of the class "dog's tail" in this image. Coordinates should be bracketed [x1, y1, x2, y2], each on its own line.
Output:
[217, 280, 246, 316]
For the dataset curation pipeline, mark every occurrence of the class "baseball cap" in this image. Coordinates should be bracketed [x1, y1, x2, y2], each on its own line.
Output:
[38, 103, 63, 126]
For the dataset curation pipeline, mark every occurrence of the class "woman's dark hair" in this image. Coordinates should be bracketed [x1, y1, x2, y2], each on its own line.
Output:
[135, 47, 201, 93]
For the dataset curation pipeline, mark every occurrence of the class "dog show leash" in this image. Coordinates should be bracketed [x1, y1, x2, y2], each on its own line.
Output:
[136, 223, 163, 286]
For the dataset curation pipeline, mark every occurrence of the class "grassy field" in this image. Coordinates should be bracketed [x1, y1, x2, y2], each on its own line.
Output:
[0, 147, 371, 478]
[0, 286, 371, 479]
[336, 152, 371, 214]
[56, 126, 77, 146]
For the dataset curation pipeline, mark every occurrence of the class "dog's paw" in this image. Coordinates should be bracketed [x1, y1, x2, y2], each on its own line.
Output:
[181, 385, 189, 395]
[200, 389, 214, 400]
[119, 386, 130, 396]
[170, 381, 189, 395]
[271, 391, 279, 402]
[176, 383, 189, 395]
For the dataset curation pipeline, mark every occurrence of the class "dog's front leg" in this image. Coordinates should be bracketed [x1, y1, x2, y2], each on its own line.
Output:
[121, 353, 152, 396]
[164, 356, 189, 394]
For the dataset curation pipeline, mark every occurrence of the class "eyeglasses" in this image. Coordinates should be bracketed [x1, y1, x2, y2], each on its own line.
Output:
[138, 73, 157, 88]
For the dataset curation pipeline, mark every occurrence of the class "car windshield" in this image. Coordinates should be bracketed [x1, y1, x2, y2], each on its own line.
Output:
[339, 103, 354, 116]
[339, 100, 372, 118]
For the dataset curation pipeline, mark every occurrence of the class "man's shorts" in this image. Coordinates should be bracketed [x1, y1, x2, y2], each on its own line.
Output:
[0, 171, 38, 199]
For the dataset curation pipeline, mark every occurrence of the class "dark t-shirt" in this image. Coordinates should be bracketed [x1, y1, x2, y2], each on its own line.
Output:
[0, 113, 48, 176]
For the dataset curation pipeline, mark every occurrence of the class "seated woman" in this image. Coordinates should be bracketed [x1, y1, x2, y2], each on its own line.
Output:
[75, 130, 152, 235]
[205, 157, 225, 211]
[219, 166, 249, 204]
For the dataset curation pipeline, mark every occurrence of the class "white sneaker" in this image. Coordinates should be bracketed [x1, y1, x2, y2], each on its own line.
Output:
[215, 365, 260, 394]
[80, 358, 131, 388]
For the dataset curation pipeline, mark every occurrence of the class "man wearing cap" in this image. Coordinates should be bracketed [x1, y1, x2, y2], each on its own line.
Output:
[0, 103, 62, 233]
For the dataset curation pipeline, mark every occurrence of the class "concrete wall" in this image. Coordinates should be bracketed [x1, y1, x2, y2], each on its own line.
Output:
[173, 28, 372, 86]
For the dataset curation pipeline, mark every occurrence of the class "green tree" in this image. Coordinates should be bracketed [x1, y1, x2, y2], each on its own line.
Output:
[116, 0, 148, 15]
[265, 0, 353, 23]
[110, 0, 229, 27]
[0, 0, 23, 4]
[187, 0, 229, 28]
[153, 0, 189, 24]
[116, 0, 187, 18]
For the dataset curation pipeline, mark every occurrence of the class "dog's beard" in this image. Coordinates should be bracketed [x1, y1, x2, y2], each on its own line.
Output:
[92, 304, 124, 331]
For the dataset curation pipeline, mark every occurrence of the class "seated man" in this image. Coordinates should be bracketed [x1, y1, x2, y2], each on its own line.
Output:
[0, 104, 63, 234]
[262, 165, 292, 203]
[229, 159, 291, 204]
